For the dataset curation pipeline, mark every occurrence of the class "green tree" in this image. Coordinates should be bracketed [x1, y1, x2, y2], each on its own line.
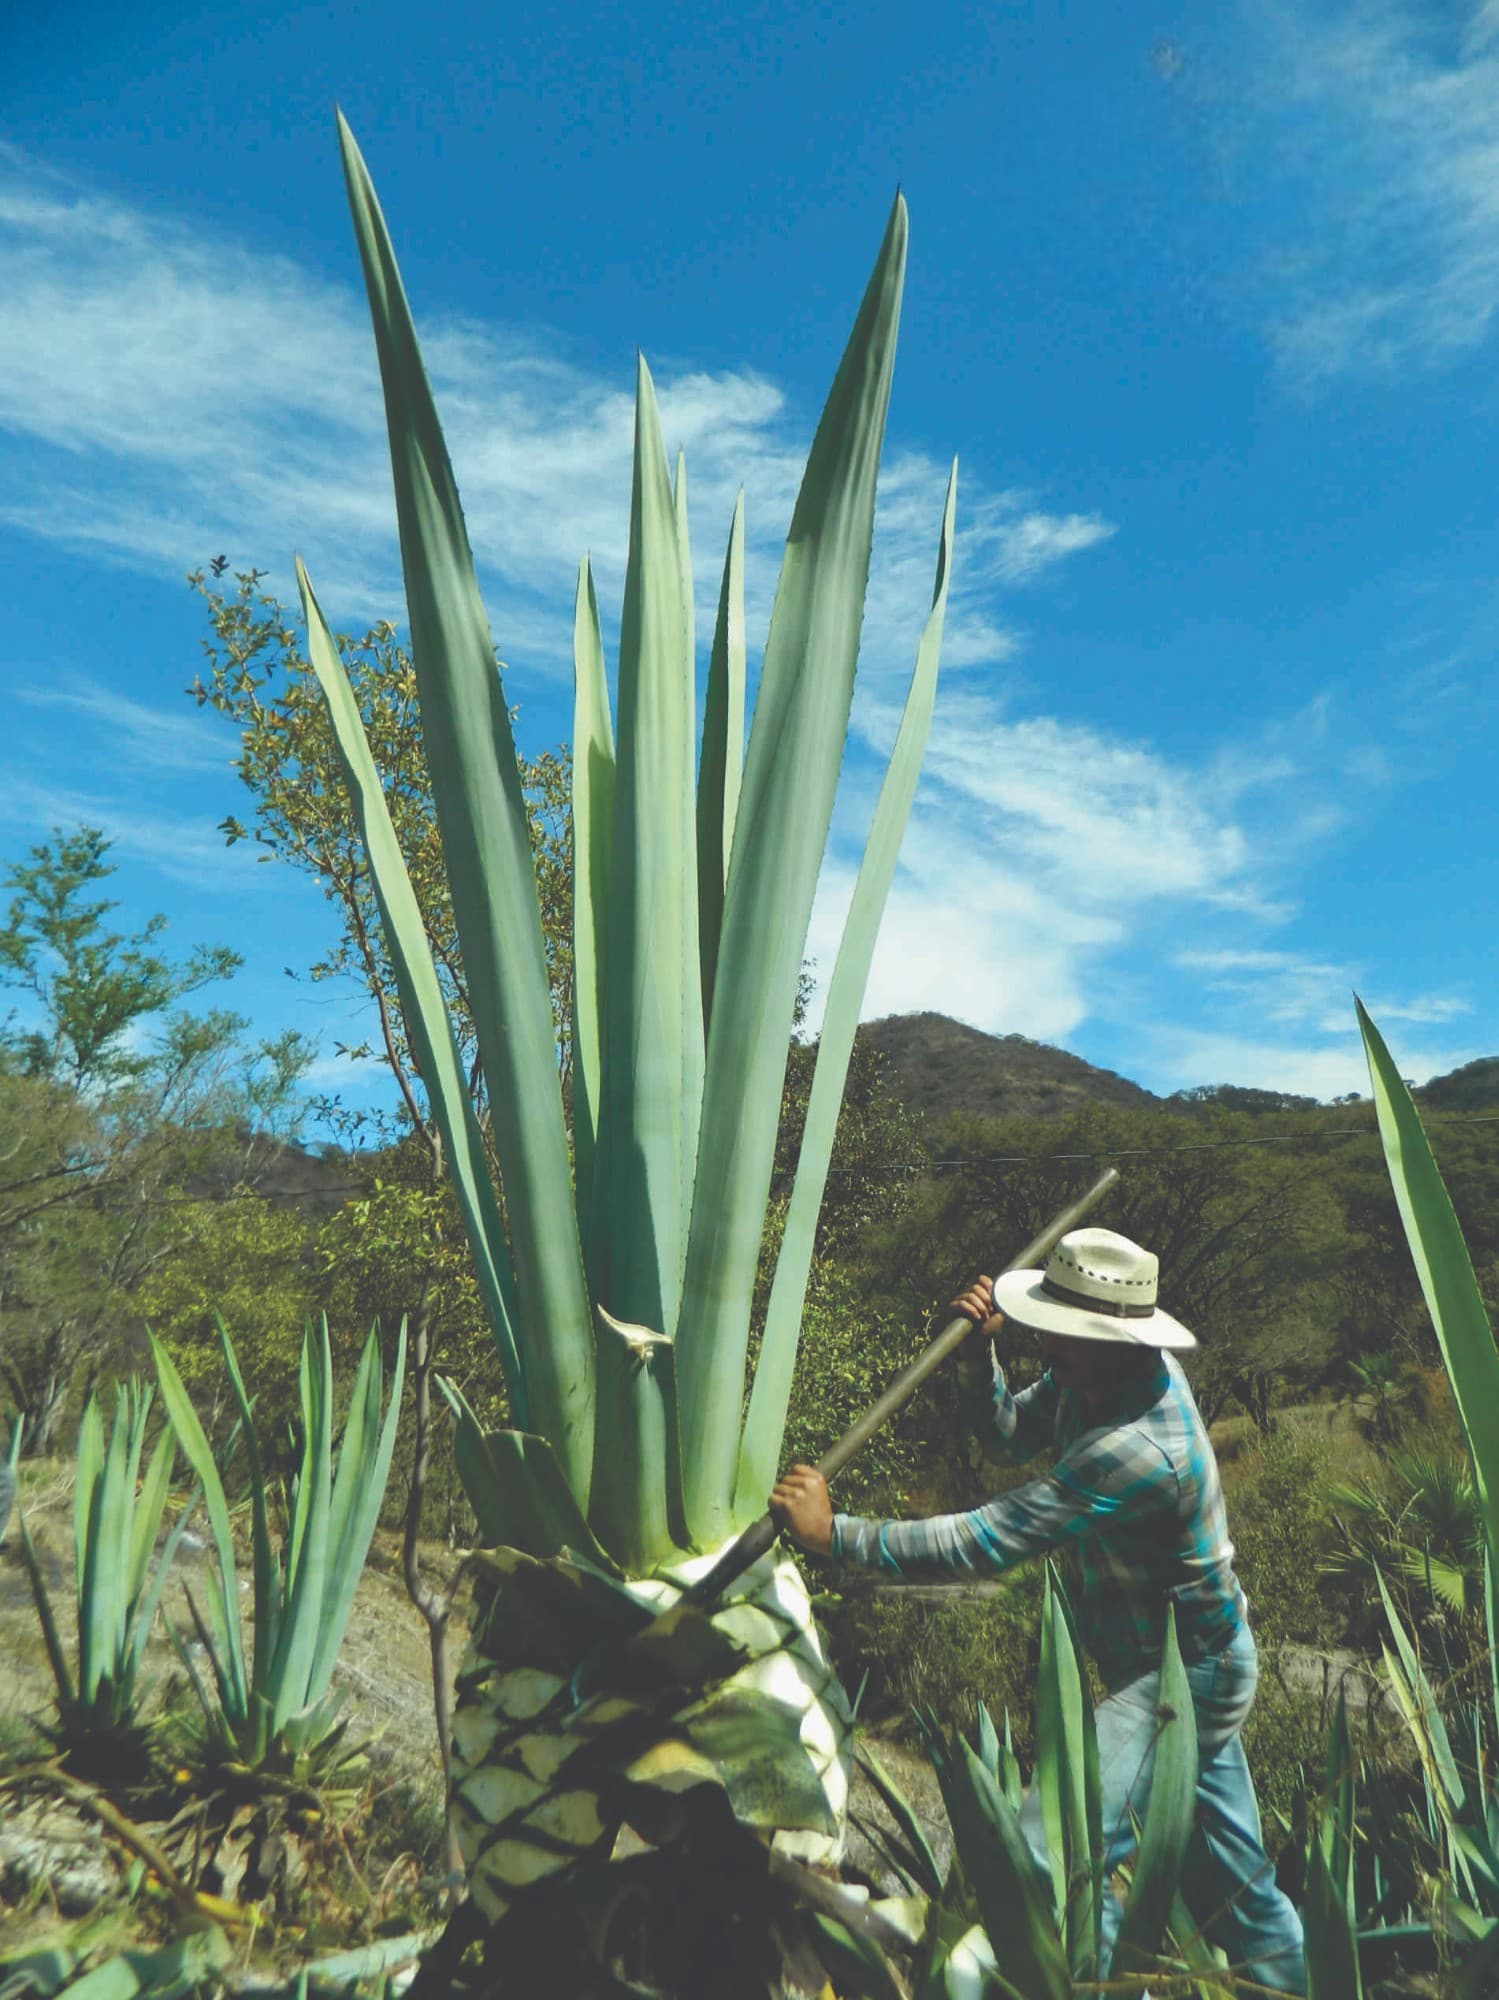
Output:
[0, 825, 239, 1087]
[188, 566, 572, 1139]
[850, 1101, 1348, 1427]
[131, 1190, 320, 1428]
[0, 827, 309, 1449]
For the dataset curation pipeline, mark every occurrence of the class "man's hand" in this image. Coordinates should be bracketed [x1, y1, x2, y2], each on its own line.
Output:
[950, 1273, 1004, 1342]
[769, 1463, 834, 1557]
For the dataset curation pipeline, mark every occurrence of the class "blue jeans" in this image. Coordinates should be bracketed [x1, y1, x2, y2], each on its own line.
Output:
[1019, 1625, 1307, 1996]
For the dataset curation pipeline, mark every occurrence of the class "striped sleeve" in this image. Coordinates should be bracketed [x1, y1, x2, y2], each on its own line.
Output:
[832, 1421, 1180, 1579]
[956, 1344, 1060, 1464]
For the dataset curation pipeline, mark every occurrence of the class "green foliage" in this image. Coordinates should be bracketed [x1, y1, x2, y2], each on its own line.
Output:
[912, 1589, 1197, 2000]
[1326, 1447, 1487, 1633]
[1228, 1426, 1347, 1651]
[131, 1192, 319, 1427]
[0, 828, 309, 1451]
[0, 826, 238, 1089]
[189, 573, 575, 1135]
[827, 1570, 1045, 1751]
[849, 1100, 1349, 1429]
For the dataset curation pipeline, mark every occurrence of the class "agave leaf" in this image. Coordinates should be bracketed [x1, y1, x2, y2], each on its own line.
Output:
[678, 194, 908, 1545]
[149, 1334, 248, 1716]
[128, 1471, 201, 1689]
[1033, 1574, 1071, 1933]
[587, 1306, 685, 1570]
[126, 1409, 174, 1612]
[1321, 1687, 1356, 1904]
[1111, 1607, 1198, 1999]
[211, 1311, 282, 1683]
[591, 356, 702, 1342]
[570, 555, 615, 1253]
[1166, 1891, 1235, 1997]
[674, 447, 695, 695]
[338, 113, 593, 1495]
[1357, 998, 1499, 1578]
[17, 1503, 75, 1709]
[1304, 1835, 1363, 2000]
[804, 1909, 908, 2000]
[73, 1393, 104, 1696]
[998, 1708, 1023, 1815]
[309, 1319, 407, 1698]
[696, 490, 745, 1025]
[736, 463, 954, 1514]
[298, 560, 527, 1415]
[1377, 1566, 1465, 1814]
[269, 1320, 334, 1731]
[675, 1684, 835, 1835]
[855, 1737, 943, 1899]
[437, 1376, 618, 1572]
[58, 1923, 232, 2000]
[1037, 1565, 1100, 1975]
[919, 1716, 1070, 2000]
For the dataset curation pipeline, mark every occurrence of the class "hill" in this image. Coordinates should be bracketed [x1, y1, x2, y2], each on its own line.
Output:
[1419, 1056, 1499, 1114]
[855, 1012, 1159, 1127]
[856, 1010, 1499, 1131]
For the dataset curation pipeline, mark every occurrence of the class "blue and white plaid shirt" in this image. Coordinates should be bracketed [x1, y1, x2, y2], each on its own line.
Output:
[831, 1345, 1248, 1687]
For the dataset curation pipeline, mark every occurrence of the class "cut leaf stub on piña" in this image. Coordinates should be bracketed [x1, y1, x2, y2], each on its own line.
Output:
[450, 1544, 853, 1925]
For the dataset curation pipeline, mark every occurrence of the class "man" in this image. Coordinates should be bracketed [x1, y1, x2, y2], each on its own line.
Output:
[769, 1226, 1306, 1996]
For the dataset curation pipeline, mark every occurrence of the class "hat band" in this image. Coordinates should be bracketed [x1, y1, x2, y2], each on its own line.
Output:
[1040, 1273, 1156, 1319]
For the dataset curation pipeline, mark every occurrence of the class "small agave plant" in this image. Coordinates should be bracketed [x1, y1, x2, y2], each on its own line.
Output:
[301, 113, 955, 1965]
[17, 1379, 185, 1781]
[150, 1315, 406, 1783]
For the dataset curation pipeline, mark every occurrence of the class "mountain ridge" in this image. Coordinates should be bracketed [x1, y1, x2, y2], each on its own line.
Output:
[854, 1009, 1492, 1129]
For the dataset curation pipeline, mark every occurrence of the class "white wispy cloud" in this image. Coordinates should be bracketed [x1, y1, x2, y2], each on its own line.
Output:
[810, 692, 1267, 1043]
[1222, 1, 1499, 381]
[0, 773, 269, 891]
[16, 681, 234, 774]
[0, 145, 1108, 692]
[1136, 1026, 1476, 1101]
[1174, 944, 1473, 1036]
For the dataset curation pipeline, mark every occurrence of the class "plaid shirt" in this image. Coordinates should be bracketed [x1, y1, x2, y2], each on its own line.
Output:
[831, 1346, 1248, 1687]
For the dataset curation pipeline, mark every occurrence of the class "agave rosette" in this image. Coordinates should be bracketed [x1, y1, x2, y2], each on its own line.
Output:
[302, 111, 956, 1930]
[150, 1313, 406, 1778]
[17, 1378, 184, 1773]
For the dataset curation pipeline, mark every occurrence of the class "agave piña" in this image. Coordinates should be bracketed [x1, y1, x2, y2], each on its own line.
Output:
[150, 1314, 405, 1779]
[299, 111, 955, 1949]
[16, 1379, 183, 1775]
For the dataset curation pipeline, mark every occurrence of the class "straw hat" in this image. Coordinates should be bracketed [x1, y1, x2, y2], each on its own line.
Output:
[990, 1227, 1197, 1351]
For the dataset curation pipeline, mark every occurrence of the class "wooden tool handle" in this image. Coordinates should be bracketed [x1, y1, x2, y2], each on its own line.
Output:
[684, 1164, 1121, 1607]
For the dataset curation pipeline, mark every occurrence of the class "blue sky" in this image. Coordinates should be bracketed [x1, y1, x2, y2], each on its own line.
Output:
[3, 0, 1496, 1121]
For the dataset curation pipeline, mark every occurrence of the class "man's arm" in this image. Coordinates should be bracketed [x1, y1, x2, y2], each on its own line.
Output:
[951, 1275, 1058, 1463]
[773, 1423, 1178, 1576]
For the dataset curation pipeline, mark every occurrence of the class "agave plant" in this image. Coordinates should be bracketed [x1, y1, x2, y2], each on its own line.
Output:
[296, 113, 955, 1966]
[866, 1574, 1199, 2000]
[150, 1314, 406, 1781]
[1353, 1002, 1499, 1986]
[16, 1379, 183, 1778]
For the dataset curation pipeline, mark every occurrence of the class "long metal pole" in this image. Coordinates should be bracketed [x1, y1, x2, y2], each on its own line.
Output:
[683, 1163, 1121, 1608]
